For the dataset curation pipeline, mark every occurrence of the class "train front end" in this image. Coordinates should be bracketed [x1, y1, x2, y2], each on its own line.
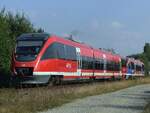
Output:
[11, 33, 50, 84]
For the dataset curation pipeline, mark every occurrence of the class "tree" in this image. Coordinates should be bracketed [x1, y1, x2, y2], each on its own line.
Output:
[144, 43, 150, 61]
[0, 8, 41, 74]
[37, 28, 44, 33]
[138, 53, 149, 75]
[0, 9, 11, 73]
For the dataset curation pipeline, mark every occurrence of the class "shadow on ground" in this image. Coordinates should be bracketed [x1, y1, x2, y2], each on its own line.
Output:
[101, 90, 150, 111]
[101, 104, 144, 111]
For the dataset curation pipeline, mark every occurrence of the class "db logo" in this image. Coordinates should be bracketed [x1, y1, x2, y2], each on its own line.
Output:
[66, 63, 72, 69]
[22, 64, 26, 67]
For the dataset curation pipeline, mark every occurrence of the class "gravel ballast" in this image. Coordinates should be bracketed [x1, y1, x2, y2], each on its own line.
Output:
[39, 84, 150, 113]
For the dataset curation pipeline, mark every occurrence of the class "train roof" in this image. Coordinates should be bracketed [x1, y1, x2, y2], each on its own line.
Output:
[50, 35, 121, 60]
[17, 33, 121, 60]
[17, 33, 50, 41]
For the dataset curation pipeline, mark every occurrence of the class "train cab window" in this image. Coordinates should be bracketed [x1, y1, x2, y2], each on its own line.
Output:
[16, 40, 44, 61]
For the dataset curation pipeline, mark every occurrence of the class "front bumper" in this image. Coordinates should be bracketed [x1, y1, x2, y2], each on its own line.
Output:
[11, 75, 51, 85]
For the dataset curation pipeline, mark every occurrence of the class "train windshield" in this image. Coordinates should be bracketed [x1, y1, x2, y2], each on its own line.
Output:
[15, 40, 44, 61]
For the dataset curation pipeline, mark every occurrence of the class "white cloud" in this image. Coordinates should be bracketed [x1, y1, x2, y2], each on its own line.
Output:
[111, 21, 123, 29]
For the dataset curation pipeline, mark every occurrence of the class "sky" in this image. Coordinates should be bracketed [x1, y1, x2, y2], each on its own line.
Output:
[0, 0, 150, 56]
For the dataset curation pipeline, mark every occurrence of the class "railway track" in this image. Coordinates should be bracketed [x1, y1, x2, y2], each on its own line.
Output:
[14, 78, 121, 90]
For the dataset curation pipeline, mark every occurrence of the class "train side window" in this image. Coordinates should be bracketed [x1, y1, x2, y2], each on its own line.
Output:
[41, 43, 57, 60]
[110, 61, 114, 71]
[106, 61, 109, 71]
[82, 56, 88, 69]
[88, 57, 93, 69]
[95, 59, 100, 70]
[57, 43, 66, 59]
[82, 56, 93, 70]
[65, 45, 76, 61]
[114, 62, 120, 71]
[41, 42, 66, 60]
[100, 59, 104, 70]
[82, 56, 87, 69]
[106, 60, 109, 71]
[106, 61, 120, 71]
[95, 60, 100, 70]
[106, 61, 112, 71]
[94, 58, 104, 70]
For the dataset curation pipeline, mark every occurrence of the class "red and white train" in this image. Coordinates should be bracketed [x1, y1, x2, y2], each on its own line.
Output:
[11, 33, 144, 85]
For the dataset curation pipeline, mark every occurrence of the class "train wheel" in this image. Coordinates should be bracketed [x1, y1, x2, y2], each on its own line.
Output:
[111, 76, 116, 81]
[48, 76, 62, 86]
[47, 76, 55, 86]
[55, 76, 63, 85]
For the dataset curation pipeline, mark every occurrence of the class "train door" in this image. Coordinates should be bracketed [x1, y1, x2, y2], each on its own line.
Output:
[126, 62, 132, 79]
[76, 48, 82, 77]
[103, 54, 106, 76]
[121, 58, 127, 79]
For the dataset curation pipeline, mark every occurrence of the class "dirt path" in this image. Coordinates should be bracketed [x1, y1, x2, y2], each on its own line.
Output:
[39, 84, 150, 113]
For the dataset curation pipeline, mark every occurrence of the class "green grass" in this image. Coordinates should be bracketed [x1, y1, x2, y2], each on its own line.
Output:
[0, 77, 150, 113]
[143, 100, 150, 113]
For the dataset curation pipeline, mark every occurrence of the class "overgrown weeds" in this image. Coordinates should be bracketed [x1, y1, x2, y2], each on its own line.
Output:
[0, 77, 150, 113]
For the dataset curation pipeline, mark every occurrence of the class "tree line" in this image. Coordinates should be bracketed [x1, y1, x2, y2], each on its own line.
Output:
[0, 8, 43, 75]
